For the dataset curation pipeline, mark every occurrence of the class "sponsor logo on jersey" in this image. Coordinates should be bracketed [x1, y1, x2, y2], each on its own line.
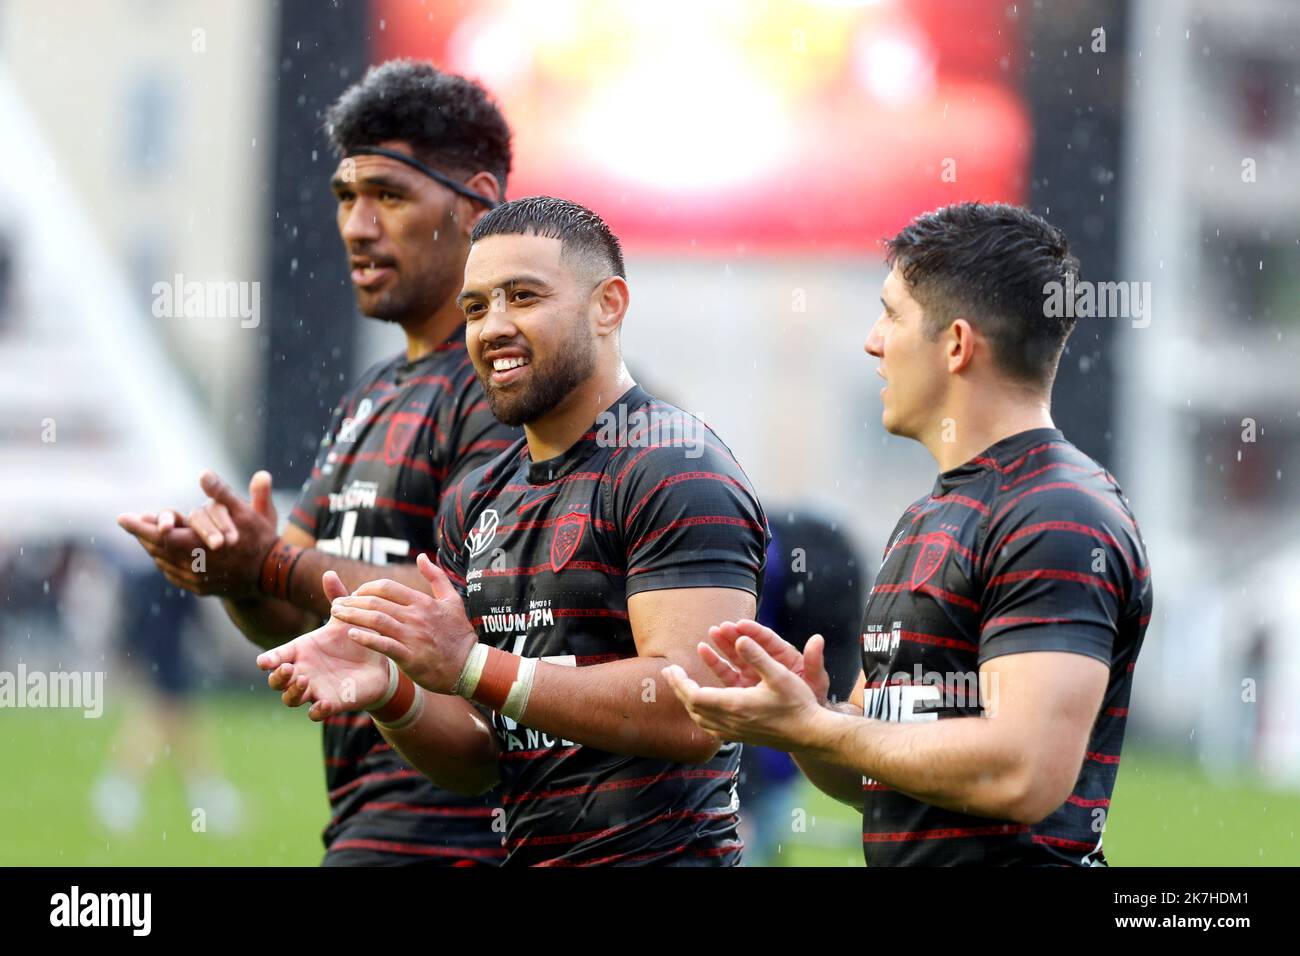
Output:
[863, 682, 942, 724]
[480, 608, 556, 633]
[327, 479, 378, 513]
[384, 410, 424, 466]
[862, 620, 902, 656]
[467, 509, 500, 559]
[315, 510, 410, 565]
[336, 397, 373, 446]
[862, 666, 989, 722]
[550, 510, 588, 573]
[911, 532, 950, 590]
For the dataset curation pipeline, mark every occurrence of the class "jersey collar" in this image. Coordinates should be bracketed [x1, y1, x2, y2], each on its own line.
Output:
[525, 383, 650, 484]
[394, 330, 466, 383]
[933, 426, 1065, 494]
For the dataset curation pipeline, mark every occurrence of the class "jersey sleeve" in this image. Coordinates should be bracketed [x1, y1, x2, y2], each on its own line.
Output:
[978, 484, 1141, 666]
[614, 434, 768, 598]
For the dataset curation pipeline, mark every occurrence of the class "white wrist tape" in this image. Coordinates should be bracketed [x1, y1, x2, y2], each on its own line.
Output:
[499, 656, 538, 723]
[370, 658, 423, 730]
[373, 658, 400, 710]
[453, 643, 490, 699]
[373, 686, 424, 730]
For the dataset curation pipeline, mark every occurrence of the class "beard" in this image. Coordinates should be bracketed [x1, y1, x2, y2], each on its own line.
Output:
[479, 321, 598, 427]
[356, 269, 458, 325]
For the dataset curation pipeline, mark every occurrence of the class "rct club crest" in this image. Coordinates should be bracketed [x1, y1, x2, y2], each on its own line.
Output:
[384, 410, 423, 466]
[911, 532, 950, 590]
[467, 509, 500, 559]
[550, 511, 588, 573]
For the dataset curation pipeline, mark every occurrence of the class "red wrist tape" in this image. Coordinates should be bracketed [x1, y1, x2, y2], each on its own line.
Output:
[372, 669, 417, 724]
[472, 647, 521, 711]
[259, 539, 303, 601]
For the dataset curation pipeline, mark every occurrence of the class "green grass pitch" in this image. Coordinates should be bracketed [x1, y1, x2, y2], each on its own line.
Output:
[2, 694, 1296, 866]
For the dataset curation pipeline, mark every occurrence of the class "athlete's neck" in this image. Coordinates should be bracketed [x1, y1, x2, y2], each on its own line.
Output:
[923, 391, 1056, 472]
[398, 298, 466, 361]
[524, 362, 636, 463]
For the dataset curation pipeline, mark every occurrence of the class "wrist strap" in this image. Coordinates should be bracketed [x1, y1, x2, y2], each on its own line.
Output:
[259, 538, 304, 601]
[371, 660, 422, 729]
[453, 644, 490, 699]
[372, 658, 400, 710]
[500, 657, 538, 722]
[453, 645, 538, 721]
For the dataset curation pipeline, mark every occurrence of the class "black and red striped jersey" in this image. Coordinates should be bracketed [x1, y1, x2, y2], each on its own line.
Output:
[858, 427, 1151, 866]
[438, 383, 768, 866]
[289, 333, 519, 866]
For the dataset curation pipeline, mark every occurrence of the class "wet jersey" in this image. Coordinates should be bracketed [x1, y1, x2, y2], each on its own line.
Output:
[859, 428, 1151, 866]
[438, 384, 768, 866]
[289, 335, 518, 866]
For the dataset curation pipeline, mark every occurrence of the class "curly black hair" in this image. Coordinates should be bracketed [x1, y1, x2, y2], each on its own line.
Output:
[885, 202, 1081, 388]
[325, 59, 513, 198]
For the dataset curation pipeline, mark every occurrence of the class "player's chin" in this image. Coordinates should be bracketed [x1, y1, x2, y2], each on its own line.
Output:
[355, 288, 402, 320]
[484, 388, 534, 428]
[879, 400, 914, 438]
[880, 407, 900, 435]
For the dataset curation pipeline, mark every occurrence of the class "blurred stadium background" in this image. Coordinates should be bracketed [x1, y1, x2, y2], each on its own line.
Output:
[2, 0, 1298, 865]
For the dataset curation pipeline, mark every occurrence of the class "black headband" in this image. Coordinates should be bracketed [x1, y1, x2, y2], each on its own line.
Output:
[346, 145, 501, 209]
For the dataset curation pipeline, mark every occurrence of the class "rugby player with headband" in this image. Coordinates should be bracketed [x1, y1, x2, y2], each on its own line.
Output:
[346, 144, 502, 209]
[119, 61, 519, 866]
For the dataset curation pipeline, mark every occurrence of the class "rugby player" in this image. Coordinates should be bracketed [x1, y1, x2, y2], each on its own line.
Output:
[258, 196, 768, 866]
[666, 202, 1153, 866]
[117, 61, 519, 866]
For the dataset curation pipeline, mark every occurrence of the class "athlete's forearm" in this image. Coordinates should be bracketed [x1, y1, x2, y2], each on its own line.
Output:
[517, 657, 721, 764]
[798, 708, 1037, 822]
[281, 549, 434, 618]
[375, 691, 501, 795]
[221, 596, 320, 650]
[791, 701, 867, 811]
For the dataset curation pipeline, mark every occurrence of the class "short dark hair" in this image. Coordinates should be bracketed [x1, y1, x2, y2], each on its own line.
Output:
[885, 202, 1081, 388]
[325, 59, 512, 197]
[470, 196, 626, 279]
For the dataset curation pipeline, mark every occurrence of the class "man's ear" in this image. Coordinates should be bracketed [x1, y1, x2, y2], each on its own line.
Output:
[948, 318, 977, 374]
[592, 275, 630, 339]
[460, 171, 503, 231]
